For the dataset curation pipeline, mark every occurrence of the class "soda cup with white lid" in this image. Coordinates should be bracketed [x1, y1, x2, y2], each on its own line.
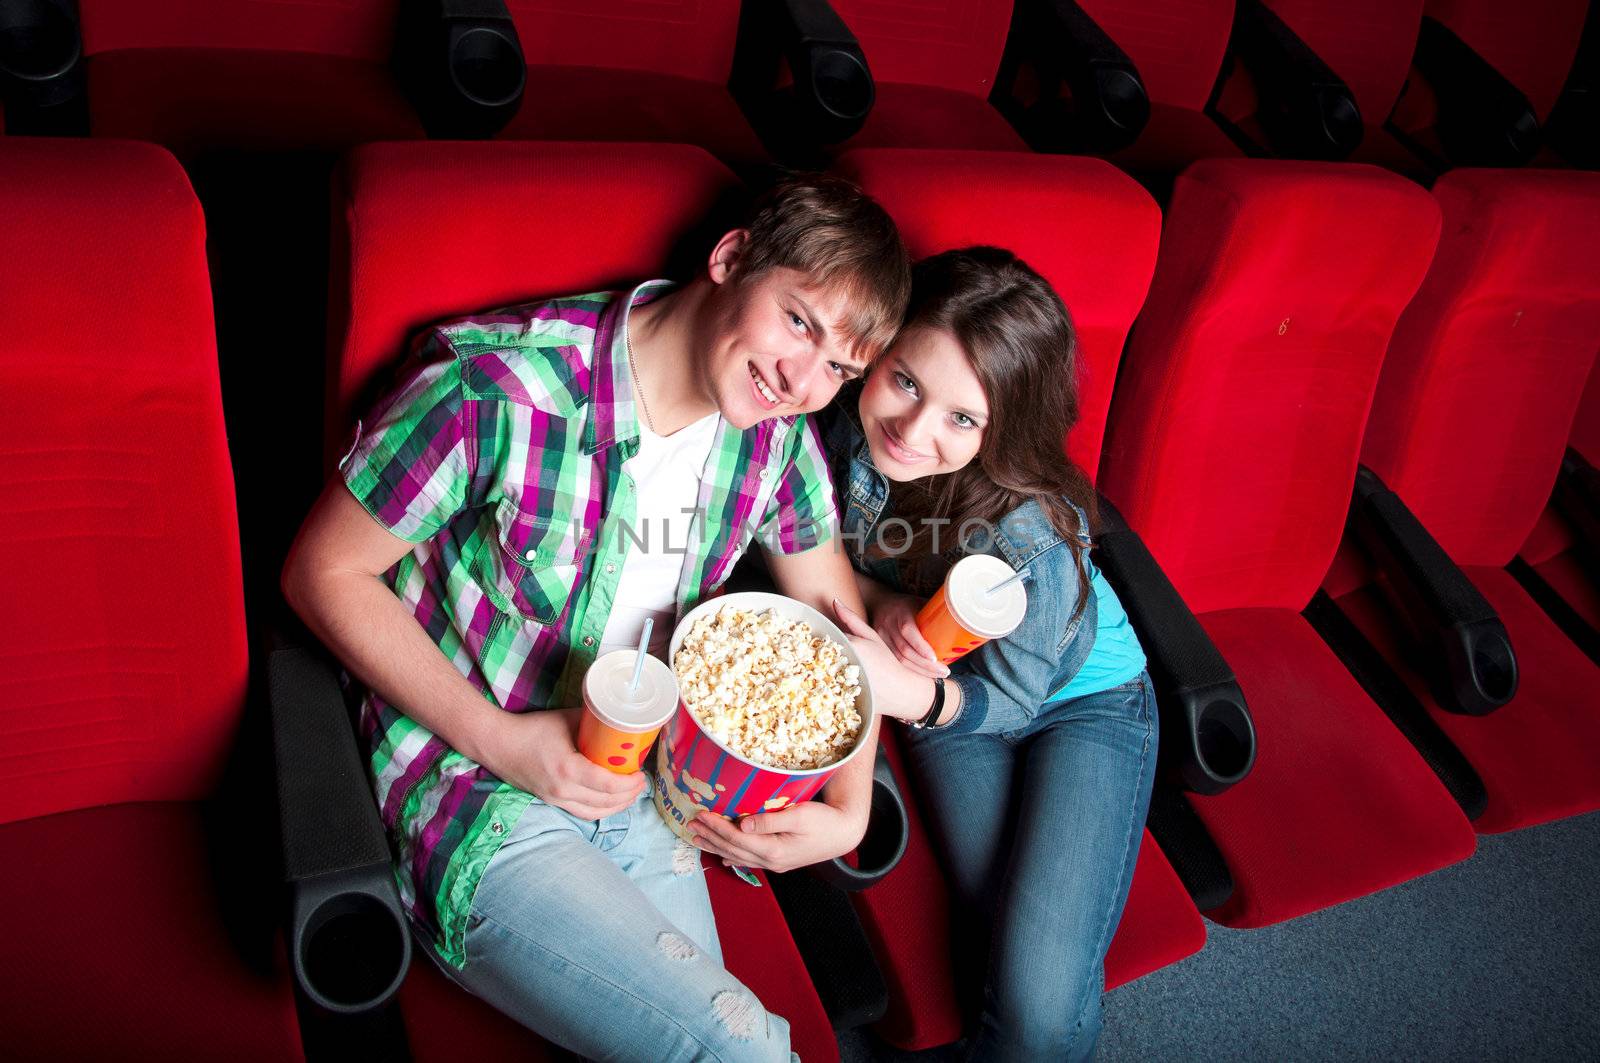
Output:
[579, 650, 678, 774]
[915, 554, 1029, 665]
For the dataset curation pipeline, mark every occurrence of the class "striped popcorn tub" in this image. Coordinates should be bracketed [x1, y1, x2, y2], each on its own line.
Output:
[652, 592, 877, 844]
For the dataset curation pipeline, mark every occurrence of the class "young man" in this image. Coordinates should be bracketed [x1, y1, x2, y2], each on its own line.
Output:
[282, 175, 928, 1060]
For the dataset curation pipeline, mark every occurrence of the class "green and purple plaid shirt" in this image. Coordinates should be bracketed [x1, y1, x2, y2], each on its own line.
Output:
[340, 281, 837, 966]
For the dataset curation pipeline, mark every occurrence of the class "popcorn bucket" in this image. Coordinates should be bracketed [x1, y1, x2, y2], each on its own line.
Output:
[651, 592, 876, 844]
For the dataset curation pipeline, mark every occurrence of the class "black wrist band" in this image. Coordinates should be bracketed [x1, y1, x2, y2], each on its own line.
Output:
[913, 677, 945, 729]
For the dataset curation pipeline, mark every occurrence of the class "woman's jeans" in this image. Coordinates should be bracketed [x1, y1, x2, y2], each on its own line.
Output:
[905, 672, 1158, 1062]
[417, 786, 795, 1062]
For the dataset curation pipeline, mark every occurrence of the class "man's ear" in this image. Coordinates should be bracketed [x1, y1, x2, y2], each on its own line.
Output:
[707, 229, 750, 285]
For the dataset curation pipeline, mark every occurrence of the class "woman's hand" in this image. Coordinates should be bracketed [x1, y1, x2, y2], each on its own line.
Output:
[871, 593, 950, 680]
[686, 795, 868, 874]
[489, 708, 647, 820]
[833, 599, 938, 722]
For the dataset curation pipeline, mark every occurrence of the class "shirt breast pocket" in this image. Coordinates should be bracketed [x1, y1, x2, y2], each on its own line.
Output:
[475, 502, 593, 625]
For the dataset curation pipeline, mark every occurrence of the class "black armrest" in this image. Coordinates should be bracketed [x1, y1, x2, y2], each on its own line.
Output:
[999, 0, 1150, 153]
[1555, 447, 1600, 548]
[729, 0, 874, 155]
[393, 0, 526, 139]
[1093, 495, 1256, 796]
[1230, 0, 1362, 159]
[1348, 466, 1518, 716]
[1144, 782, 1234, 911]
[1412, 15, 1540, 166]
[269, 632, 411, 1015]
[808, 743, 909, 891]
[0, 0, 88, 135]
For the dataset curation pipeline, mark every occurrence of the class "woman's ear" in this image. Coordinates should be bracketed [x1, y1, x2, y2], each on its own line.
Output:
[707, 229, 750, 285]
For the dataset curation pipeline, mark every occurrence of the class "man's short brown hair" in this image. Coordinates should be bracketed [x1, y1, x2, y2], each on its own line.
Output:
[735, 174, 911, 361]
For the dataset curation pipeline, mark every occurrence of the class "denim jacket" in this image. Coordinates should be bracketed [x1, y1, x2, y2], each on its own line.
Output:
[818, 398, 1099, 736]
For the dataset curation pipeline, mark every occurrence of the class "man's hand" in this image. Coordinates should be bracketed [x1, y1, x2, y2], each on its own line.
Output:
[833, 599, 936, 722]
[686, 797, 869, 874]
[490, 708, 646, 820]
[870, 593, 950, 680]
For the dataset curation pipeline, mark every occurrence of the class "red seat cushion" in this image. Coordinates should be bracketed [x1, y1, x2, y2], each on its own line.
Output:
[0, 803, 303, 1060]
[1337, 567, 1600, 833]
[87, 49, 422, 157]
[500, 66, 767, 168]
[1104, 834, 1208, 990]
[1193, 608, 1478, 927]
[400, 860, 836, 1062]
[849, 83, 1028, 152]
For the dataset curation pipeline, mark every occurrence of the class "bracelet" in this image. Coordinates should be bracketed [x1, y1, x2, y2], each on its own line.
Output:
[911, 677, 945, 729]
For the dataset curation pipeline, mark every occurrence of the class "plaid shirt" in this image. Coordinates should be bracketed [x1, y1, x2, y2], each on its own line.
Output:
[340, 281, 837, 966]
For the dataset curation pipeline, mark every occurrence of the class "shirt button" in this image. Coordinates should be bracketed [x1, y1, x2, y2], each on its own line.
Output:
[758, 468, 770, 481]
[524, 549, 537, 561]
[490, 821, 504, 835]
[583, 636, 596, 647]
[605, 563, 617, 574]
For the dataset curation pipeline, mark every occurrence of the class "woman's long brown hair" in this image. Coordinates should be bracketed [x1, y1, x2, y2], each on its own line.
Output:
[887, 247, 1097, 620]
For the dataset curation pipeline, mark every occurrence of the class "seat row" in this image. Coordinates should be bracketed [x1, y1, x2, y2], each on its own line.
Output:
[2, 136, 1596, 1059]
[1, 0, 1594, 176]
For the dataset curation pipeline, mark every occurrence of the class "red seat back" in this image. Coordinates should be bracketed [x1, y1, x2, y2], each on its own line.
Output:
[1079, 0, 1235, 110]
[1363, 170, 1600, 569]
[326, 140, 741, 463]
[830, 0, 1015, 97]
[834, 148, 1161, 480]
[0, 139, 248, 825]
[1099, 159, 1441, 615]
[505, 0, 740, 84]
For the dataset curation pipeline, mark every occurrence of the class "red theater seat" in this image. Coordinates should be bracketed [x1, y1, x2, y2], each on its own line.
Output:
[830, 0, 1027, 152]
[327, 140, 837, 1062]
[0, 138, 302, 1058]
[77, 0, 423, 155]
[833, 149, 1205, 1048]
[1336, 170, 1600, 834]
[1099, 159, 1478, 928]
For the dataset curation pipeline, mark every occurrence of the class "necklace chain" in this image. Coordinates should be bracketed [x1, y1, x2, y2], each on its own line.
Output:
[625, 326, 658, 434]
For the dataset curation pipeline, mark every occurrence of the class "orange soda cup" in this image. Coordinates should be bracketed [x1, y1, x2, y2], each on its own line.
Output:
[915, 554, 1029, 665]
[579, 650, 678, 774]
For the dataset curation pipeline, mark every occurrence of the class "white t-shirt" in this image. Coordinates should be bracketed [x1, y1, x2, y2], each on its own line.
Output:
[597, 410, 721, 656]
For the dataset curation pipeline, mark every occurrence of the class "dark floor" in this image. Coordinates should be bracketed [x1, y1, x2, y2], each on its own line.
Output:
[839, 810, 1600, 1061]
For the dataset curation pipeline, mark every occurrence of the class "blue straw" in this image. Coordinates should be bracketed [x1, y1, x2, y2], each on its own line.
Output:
[630, 618, 653, 692]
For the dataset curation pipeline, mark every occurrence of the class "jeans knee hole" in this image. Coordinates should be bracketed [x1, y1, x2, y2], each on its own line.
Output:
[711, 989, 762, 1041]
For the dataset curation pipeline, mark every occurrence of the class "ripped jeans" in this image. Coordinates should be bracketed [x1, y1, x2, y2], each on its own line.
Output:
[419, 786, 795, 1062]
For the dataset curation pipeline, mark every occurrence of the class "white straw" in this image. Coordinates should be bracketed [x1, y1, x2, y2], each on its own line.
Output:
[630, 618, 654, 692]
[987, 567, 1031, 595]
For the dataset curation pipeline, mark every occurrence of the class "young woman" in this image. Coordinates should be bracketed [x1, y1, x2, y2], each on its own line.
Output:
[820, 246, 1157, 1061]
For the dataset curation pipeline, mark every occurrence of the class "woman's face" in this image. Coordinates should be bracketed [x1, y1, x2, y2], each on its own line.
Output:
[858, 325, 989, 482]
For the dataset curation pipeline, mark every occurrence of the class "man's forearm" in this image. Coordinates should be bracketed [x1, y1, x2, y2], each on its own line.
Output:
[284, 565, 509, 769]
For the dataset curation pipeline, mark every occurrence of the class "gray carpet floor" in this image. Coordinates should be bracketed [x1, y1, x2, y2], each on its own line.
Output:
[839, 810, 1600, 1061]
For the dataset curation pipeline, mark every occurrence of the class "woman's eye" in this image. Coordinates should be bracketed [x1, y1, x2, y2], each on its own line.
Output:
[788, 312, 807, 333]
[952, 413, 976, 430]
[828, 361, 846, 378]
[894, 371, 917, 394]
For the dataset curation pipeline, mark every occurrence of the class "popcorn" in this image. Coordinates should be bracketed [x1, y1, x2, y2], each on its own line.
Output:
[674, 606, 864, 771]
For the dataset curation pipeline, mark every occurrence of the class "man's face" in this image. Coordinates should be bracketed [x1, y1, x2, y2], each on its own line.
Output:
[698, 258, 872, 430]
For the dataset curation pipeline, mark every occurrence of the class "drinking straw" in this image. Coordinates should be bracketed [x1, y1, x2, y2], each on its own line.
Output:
[630, 618, 653, 693]
[986, 567, 1031, 595]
